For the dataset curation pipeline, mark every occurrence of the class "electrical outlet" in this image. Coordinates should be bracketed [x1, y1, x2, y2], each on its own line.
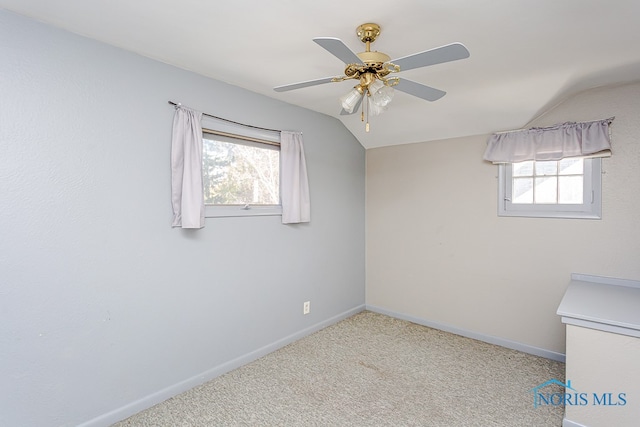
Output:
[303, 301, 310, 315]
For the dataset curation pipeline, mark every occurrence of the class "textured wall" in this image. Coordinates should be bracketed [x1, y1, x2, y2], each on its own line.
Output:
[366, 81, 640, 356]
[0, 10, 365, 427]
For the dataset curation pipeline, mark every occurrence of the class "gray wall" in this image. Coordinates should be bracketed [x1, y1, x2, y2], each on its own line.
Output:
[0, 10, 365, 427]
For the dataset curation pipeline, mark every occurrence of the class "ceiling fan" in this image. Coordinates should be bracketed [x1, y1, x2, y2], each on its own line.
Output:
[274, 23, 470, 132]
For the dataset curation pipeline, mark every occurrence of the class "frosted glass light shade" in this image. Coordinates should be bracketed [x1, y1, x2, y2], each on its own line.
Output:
[368, 97, 388, 116]
[368, 79, 384, 95]
[373, 85, 394, 107]
[340, 88, 363, 113]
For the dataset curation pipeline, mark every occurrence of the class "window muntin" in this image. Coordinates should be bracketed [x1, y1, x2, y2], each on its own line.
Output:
[498, 157, 601, 219]
[511, 158, 584, 205]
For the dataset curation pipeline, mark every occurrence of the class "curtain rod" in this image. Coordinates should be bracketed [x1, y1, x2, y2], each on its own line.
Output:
[202, 128, 280, 147]
[168, 101, 282, 133]
[493, 117, 614, 135]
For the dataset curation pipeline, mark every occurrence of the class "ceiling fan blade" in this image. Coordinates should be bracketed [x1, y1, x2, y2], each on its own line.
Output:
[394, 78, 446, 101]
[313, 37, 362, 65]
[339, 95, 364, 115]
[391, 42, 470, 72]
[273, 77, 336, 92]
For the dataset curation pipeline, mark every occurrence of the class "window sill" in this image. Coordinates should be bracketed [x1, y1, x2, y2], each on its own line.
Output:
[497, 209, 601, 220]
[204, 205, 282, 218]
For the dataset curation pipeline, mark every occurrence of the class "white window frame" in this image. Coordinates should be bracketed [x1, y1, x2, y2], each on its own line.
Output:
[497, 157, 602, 219]
[201, 117, 282, 218]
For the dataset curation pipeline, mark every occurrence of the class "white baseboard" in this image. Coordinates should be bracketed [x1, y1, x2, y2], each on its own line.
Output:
[563, 417, 588, 427]
[366, 305, 566, 363]
[78, 304, 366, 427]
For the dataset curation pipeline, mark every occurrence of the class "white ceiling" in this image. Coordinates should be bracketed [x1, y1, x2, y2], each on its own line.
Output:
[3, 0, 640, 149]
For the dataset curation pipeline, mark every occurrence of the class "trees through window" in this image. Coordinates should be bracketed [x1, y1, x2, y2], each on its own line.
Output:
[202, 131, 282, 217]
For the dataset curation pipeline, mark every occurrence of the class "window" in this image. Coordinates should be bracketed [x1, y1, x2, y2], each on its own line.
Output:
[498, 157, 602, 219]
[202, 128, 282, 218]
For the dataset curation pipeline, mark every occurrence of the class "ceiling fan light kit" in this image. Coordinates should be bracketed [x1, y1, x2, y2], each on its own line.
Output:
[274, 23, 470, 132]
[340, 86, 364, 114]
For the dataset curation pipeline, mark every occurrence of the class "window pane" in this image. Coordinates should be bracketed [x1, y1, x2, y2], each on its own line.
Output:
[499, 158, 601, 219]
[513, 161, 533, 177]
[535, 161, 557, 176]
[535, 176, 557, 203]
[559, 158, 583, 175]
[559, 176, 583, 204]
[513, 178, 533, 203]
[203, 139, 279, 205]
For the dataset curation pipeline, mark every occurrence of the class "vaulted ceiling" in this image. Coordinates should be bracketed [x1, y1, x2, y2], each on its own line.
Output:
[2, 0, 640, 148]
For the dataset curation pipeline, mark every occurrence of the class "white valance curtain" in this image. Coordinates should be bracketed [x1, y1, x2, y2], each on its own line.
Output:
[171, 105, 204, 228]
[170, 105, 310, 227]
[280, 131, 311, 224]
[483, 117, 614, 164]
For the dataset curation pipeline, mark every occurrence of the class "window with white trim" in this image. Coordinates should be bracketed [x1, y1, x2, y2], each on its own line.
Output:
[498, 157, 602, 219]
[202, 128, 282, 218]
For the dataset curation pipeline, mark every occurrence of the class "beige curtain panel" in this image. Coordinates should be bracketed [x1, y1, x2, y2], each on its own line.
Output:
[280, 131, 311, 224]
[171, 105, 205, 229]
[483, 117, 614, 164]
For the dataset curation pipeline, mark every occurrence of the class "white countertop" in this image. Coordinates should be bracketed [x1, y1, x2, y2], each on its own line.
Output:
[557, 274, 640, 338]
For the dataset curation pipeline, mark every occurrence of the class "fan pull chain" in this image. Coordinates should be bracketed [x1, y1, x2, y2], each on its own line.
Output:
[365, 94, 370, 132]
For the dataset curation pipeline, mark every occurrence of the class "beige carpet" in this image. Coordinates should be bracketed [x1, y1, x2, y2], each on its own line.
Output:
[113, 311, 565, 426]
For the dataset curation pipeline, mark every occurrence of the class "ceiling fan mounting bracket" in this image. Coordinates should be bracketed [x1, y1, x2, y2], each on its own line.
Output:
[356, 23, 381, 44]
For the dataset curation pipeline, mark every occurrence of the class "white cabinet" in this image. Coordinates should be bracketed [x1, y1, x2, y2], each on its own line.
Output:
[557, 274, 640, 427]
